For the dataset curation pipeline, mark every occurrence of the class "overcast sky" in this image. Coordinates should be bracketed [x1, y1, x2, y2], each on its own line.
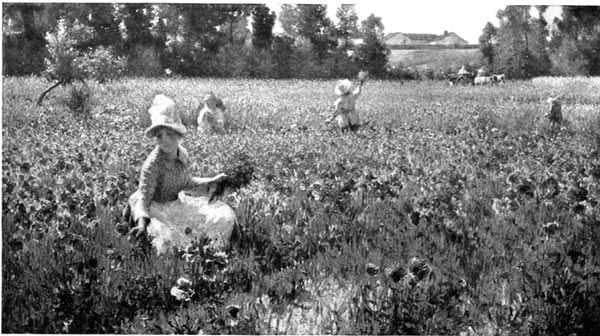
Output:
[263, 1, 569, 44]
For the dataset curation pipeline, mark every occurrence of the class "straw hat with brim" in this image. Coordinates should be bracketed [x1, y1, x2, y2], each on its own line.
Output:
[335, 79, 352, 96]
[145, 94, 187, 138]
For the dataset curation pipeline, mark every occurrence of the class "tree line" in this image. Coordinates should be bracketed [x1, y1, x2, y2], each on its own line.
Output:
[2, 3, 388, 79]
[479, 6, 600, 78]
[3, 4, 600, 81]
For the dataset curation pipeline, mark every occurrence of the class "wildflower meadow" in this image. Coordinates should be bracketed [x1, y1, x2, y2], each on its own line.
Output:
[2, 76, 600, 334]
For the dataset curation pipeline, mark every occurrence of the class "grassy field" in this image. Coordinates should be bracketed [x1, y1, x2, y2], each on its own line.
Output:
[3, 76, 600, 334]
[388, 48, 482, 70]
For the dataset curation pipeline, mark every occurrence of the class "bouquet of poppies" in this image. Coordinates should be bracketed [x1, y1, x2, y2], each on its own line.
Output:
[209, 152, 255, 203]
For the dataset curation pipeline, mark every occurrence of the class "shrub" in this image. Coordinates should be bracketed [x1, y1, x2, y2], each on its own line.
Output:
[78, 46, 127, 83]
[38, 18, 126, 105]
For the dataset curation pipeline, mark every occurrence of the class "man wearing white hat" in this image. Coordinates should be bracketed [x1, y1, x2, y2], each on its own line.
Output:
[125, 94, 236, 253]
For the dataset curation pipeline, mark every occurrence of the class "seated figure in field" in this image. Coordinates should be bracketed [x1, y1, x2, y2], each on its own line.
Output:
[327, 73, 367, 131]
[197, 92, 228, 134]
[121, 94, 236, 254]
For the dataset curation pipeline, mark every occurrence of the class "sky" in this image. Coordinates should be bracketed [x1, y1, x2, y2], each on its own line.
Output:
[262, 1, 569, 44]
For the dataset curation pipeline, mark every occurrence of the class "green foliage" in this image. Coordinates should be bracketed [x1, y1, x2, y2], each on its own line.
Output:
[335, 4, 359, 48]
[479, 22, 497, 67]
[3, 76, 600, 334]
[43, 19, 126, 84]
[251, 4, 276, 50]
[549, 37, 590, 76]
[43, 18, 93, 84]
[356, 14, 390, 77]
[550, 6, 600, 76]
[494, 6, 551, 79]
[79, 46, 127, 83]
[39, 18, 126, 107]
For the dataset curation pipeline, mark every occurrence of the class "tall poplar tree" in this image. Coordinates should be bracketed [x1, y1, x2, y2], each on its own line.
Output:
[251, 4, 276, 49]
[356, 14, 389, 76]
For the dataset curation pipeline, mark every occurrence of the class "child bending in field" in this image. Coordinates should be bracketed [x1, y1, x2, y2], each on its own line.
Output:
[122, 94, 235, 253]
[327, 71, 367, 131]
[197, 92, 228, 134]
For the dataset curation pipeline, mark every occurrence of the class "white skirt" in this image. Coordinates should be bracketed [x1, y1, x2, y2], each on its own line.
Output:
[129, 191, 237, 254]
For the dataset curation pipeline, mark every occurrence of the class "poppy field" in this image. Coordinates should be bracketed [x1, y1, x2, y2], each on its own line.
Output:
[2, 76, 600, 334]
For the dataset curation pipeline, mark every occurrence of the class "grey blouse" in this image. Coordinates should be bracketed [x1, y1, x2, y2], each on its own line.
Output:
[131, 145, 213, 220]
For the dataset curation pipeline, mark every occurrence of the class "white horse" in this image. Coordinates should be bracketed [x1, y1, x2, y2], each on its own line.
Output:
[474, 75, 494, 85]
[492, 74, 506, 84]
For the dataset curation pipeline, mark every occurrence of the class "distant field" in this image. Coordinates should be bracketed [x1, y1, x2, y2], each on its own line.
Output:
[388, 48, 482, 69]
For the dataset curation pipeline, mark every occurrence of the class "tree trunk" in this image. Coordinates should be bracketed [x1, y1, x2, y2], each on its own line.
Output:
[37, 79, 64, 106]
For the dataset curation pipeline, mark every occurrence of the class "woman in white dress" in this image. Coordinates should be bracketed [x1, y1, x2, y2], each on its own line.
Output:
[125, 94, 236, 254]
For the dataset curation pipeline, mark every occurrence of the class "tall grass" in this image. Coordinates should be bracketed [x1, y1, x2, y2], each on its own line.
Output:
[3, 76, 600, 334]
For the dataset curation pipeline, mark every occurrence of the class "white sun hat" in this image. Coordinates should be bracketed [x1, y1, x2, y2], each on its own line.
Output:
[145, 94, 187, 138]
[335, 79, 352, 96]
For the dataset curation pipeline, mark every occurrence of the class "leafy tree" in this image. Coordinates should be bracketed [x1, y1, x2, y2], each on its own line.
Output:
[335, 4, 359, 50]
[296, 4, 335, 58]
[2, 3, 46, 74]
[479, 22, 497, 68]
[115, 3, 155, 50]
[549, 36, 589, 76]
[251, 4, 276, 49]
[531, 6, 552, 76]
[550, 6, 600, 75]
[356, 14, 389, 77]
[220, 4, 253, 45]
[37, 18, 125, 105]
[79, 3, 123, 50]
[271, 35, 294, 78]
[494, 6, 550, 78]
[279, 4, 301, 39]
[279, 4, 335, 58]
[154, 4, 225, 76]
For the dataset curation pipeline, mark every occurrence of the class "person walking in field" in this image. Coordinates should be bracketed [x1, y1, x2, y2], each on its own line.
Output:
[123, 94, 236, 254]
[327, 71, 368, 131]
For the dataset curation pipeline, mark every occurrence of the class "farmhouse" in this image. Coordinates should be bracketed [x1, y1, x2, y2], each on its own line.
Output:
[384, 30, 469, 46]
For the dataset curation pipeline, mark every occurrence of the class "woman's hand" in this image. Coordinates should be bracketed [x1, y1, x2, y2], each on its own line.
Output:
[211, 173, 228, 184]
[129, 217, 150, 239]
[208, 173, 228, 203]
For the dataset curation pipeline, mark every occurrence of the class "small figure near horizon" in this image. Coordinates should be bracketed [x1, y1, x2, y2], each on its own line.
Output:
[458, 65, 470, 75]
[327, 71, 368, 131]
[545, 97, 563, 134]
[197, 92, 227, 134]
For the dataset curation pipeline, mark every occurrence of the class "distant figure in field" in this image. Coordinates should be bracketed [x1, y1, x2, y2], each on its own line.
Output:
[545, 97, 563, 130]
[458, 65, 470, 75]
[327, 71, 368, 131]
[197, 92, 227, 134]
